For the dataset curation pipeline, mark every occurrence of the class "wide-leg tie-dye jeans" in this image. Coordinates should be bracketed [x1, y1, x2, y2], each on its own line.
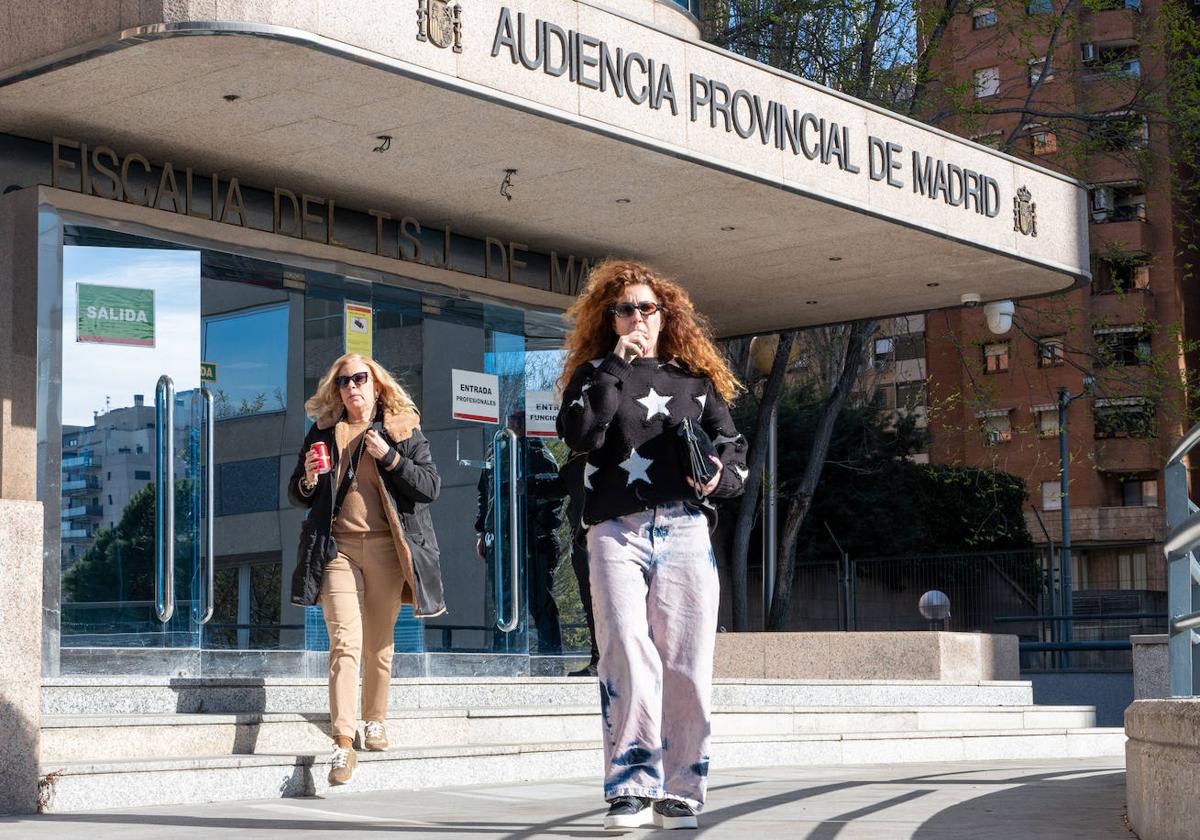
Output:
[586, 502, 719, 811]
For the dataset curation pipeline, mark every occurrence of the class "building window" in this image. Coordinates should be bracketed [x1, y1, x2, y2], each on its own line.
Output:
[1035, 407, 1060, 438]
[896, 381, 927, 412]
[1094, 399, 1154, 439]
[1038, 337, 1065, 367]
[1090, 183, 1147, 223]
[1027, 0, 1053, 13]
[1121, 478, 1158, 507]
[978, 409, 1013, 444]
[974, 67, 1000, 98]
[1118, 551, 1149, 590]
[972, 7, 998, 28]
[894, 333, 926, 362]
[134, 470, 151, 480]
[1028, 57, 1053, 85]
[1028, 125, 1059, 156]
[1093, 257, 1150, 293]
[1095, 327, 1151, 367]
[983, 342, 1010, 373]
[1090, 112, 1149, 151]
[203, 303, 289, 420]
[873, 337, 894, 368]
[1042, 480, 1063, 510]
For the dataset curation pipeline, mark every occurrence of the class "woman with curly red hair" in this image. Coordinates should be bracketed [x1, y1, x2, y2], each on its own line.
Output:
[556, 260, 748, 830]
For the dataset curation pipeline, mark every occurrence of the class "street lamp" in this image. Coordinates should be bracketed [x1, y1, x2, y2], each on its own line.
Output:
[1057, 374, 1095, 647]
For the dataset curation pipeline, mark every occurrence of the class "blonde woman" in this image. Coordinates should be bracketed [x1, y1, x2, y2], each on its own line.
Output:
[288, 353, 445, 785]
[556, 260, 747, 830]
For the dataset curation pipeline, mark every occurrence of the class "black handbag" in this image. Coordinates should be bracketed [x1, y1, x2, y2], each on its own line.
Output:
[677, 417, 720, 497]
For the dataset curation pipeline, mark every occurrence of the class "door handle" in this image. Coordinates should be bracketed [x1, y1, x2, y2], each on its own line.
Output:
[195, 388, 215, 624]
[495, 428, 520, 633]
[154, 375, 175, 623]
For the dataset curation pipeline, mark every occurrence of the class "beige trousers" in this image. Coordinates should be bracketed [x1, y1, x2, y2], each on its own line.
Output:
[319, 532, 405, 740]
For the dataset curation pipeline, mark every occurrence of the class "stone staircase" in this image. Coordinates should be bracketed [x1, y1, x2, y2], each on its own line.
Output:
[37, 676, 1126, 813]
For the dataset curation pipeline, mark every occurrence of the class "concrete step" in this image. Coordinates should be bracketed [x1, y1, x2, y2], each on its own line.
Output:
[42, 676, 1035, 716]
[36, 728, 1127, 813]
[40, 704, 1098, 762]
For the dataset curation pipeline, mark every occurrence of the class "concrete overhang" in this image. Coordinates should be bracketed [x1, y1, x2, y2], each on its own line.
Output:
[0, 1, 1090, 337]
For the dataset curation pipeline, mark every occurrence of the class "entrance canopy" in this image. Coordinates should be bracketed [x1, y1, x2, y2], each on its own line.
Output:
[0, 1, 1089, 336]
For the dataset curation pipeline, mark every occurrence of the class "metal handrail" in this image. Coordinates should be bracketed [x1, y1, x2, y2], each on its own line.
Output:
[495, 428, 520, 633]
[195, 388, 215, 624]
[1164, 425, 1200, 696]
[154, 375, 175, 624]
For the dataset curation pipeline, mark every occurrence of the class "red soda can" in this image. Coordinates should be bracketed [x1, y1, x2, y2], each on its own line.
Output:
[311, 441, 332, 474]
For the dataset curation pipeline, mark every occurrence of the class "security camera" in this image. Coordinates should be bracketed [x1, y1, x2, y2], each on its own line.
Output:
[961, 292, 982, 308]
[984, 300, 1015, 335]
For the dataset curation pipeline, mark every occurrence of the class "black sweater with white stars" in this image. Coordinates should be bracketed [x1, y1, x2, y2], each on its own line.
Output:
[556, 353, 748, 526]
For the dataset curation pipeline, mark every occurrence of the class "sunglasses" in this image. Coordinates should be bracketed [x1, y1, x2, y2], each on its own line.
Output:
[610, 301, 665, 318]
[335, 371, 370, 389]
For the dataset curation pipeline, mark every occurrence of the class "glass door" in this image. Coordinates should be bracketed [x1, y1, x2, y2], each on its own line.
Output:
[58, 245, 206, 660]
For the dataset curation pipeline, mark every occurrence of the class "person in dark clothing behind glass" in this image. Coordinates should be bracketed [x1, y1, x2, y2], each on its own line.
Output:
[557, 452, 600, 677]
[474, 411, 563, 654]
[556, 259, 747, 831]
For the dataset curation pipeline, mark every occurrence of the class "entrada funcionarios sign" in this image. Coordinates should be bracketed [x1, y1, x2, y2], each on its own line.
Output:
[491, 7, 1002, 218]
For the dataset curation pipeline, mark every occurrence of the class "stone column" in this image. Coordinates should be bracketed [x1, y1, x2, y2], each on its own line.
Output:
[0, 499, 43, 815]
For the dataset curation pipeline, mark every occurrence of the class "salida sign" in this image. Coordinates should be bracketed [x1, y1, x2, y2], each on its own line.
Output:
[76, 283, 155, 347]
[491, 7, 1005, 219]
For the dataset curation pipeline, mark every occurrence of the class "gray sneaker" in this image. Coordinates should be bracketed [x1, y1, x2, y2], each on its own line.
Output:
[362, 720, 389, 751]
[604, 796, 654, 830]
[327, 744, 357, 785]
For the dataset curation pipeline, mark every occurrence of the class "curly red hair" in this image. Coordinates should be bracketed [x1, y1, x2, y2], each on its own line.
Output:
[558, 260, 742, 402]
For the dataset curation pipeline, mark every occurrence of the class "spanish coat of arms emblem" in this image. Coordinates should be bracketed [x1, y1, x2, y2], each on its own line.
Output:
[417, 1, 463, 53]
[1013, 186, 1037, 237]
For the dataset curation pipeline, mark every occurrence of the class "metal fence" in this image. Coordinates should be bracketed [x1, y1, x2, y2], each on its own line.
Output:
[784, 544, 1168, 671]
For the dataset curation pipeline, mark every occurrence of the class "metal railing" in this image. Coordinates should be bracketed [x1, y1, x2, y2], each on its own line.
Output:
[1163, 423, 1200, 696]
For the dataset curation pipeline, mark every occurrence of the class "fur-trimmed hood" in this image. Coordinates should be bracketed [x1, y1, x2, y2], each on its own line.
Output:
[316, 405, 421, 442]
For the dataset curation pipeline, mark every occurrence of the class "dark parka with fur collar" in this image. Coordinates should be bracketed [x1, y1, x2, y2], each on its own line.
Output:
[287, 407, 446, 618]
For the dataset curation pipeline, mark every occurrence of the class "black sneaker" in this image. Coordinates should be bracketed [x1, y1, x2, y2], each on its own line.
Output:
[604, 796, 654, 830]
[653, 798, 698, 830]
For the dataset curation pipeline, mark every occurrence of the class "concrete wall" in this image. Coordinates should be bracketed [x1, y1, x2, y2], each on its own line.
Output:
[0, 499, 44, 815]
[1132, 634, 1169, 700]
[1126, 699, 1200, 840]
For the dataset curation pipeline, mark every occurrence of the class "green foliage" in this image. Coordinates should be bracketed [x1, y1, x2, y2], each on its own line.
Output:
[728, 384, 1033, 561]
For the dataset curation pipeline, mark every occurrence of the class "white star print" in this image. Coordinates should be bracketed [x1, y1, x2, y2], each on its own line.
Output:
[581, 382, 593, 392]
[589, 359, 603, 367]
[733, 466, 749, 481]
[713, 433, 742, 446]
[636, 388, 673, 420]
[618, 447, 653, 485]
[694, 394, 707, 412]
[584, 462, 599, 490]
[569, 396, 585, 409]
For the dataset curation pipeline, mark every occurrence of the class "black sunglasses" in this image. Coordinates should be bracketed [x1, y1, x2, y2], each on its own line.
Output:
[335, 371, 370, 389]
[610, 301, 665, 318]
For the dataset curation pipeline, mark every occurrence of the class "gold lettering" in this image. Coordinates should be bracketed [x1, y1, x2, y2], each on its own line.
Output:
[91, 147, 122, 200]
[551, 252, 590, 295]
[121, 153, 152, 206]
[301, 194, 325, 242]
[485, 237, 507, 280]
[508, 241, 528, 284]
[51, 137, 79, 191]
[155, 162, 183, 213]
[275, 189, 301, 237]
[79, 141, 91, 195]
[185, 168, 208, 218]
[220, 177, 247, 226]
[400, 216, 422, 262]
[327, 199, 347, 248]
[368, 209, 391, 255]
[443, 224, 452, 269]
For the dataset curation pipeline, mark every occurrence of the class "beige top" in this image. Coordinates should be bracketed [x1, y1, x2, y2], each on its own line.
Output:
[332, 420, 390, 536]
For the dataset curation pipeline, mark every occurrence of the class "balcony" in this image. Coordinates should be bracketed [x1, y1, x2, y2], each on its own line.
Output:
[1094, 435, 1160, 473]
[61, 453, 101, 470]
[61, 503, 103, 519]
[1091, 217, 1151, 256]
[61, 477, 102, 493]
[1091, 287, 1154, 323]
[1084, 2, 1140, 45]
[1027, 503, 1163, 544]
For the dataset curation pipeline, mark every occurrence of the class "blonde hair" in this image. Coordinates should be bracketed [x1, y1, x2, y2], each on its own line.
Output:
[305, 353, 418, 427]
[559, 260, 743, 402]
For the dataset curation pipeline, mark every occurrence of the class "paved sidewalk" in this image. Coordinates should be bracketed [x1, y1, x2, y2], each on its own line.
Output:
[0, 758, 1130, 839]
